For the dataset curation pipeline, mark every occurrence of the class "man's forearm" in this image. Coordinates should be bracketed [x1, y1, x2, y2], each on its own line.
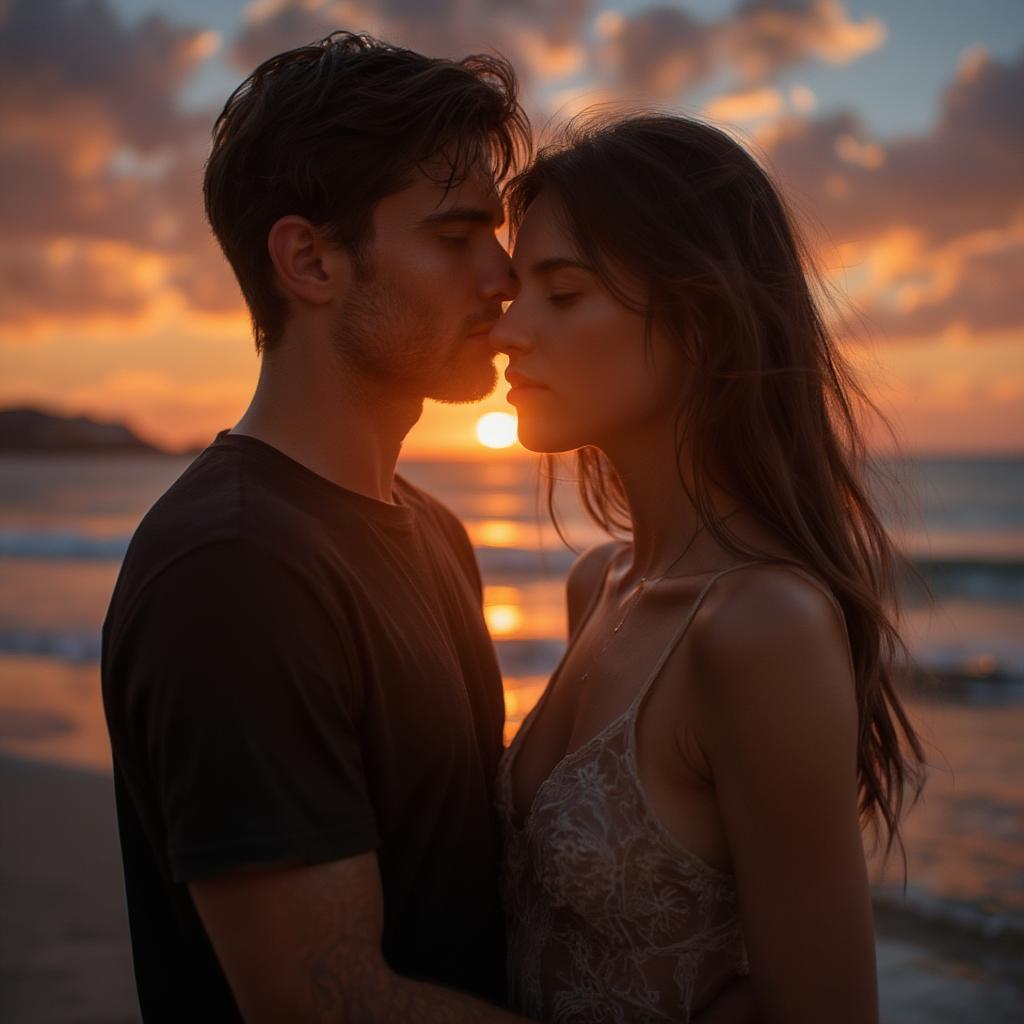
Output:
[308, 953, 530, 1023]
[193, 856, 532, 1024]
[692, 976, 757, 1024]
[359, 972, 529, 1023]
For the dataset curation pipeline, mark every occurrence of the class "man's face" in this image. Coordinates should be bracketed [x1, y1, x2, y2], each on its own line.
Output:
[332, 164, 516, 404]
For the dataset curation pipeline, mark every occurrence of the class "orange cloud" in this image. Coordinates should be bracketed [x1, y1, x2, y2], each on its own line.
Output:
[765, 47, 1023, 248]
[0, 0, 229, 338]
[725, 0, 886, 83]
[705, 87, 784, 122]
[789, 83, 818, 112]
[759, 46, 1024, 345]
[834, 133, 886, 169]
[602, 0, 884, 98]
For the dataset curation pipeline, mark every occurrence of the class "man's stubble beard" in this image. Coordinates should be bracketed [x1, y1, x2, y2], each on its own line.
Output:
[331, 267, 497, 405]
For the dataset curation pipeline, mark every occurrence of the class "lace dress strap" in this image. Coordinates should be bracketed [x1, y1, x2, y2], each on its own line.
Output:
[628, 557, 850, 717]
[627, 559, 766, 714]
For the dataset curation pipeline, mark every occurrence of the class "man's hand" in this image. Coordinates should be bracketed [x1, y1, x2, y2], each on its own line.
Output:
[693, 977, 758, 1024]
[190, 852, 527, 1023]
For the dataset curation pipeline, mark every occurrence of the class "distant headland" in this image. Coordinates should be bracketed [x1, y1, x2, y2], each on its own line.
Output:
[0, 407, 193, 455]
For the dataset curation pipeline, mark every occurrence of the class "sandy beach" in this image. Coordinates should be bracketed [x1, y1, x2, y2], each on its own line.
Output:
[1, 752, 1021, 1023]
[0, 755, 137, 1022]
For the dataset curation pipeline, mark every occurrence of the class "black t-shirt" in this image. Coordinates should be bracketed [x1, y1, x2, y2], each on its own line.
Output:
[102, 431, 507, 1020]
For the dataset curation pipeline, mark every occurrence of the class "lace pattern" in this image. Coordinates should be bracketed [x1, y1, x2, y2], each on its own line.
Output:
[498, 706, 748, 1023]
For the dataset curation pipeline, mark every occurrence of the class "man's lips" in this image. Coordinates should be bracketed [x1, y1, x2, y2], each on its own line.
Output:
[465, 313, 503, 339]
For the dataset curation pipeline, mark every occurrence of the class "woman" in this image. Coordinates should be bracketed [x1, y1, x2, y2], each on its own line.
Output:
[491, 114, 926, 1024]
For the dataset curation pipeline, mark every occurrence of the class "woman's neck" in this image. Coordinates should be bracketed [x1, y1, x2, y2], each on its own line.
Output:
[598, 425, 741, 584]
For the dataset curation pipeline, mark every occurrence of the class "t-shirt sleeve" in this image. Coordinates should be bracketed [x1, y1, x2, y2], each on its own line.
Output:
[120, 540, 379, 882]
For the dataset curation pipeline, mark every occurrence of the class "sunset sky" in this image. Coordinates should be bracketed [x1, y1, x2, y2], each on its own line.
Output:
[1, 0, 1021, 455]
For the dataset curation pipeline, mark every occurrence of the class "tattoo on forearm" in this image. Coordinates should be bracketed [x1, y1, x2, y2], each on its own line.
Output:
[296, 873, 522, 1023]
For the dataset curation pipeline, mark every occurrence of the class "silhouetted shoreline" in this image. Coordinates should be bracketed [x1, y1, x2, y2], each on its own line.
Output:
[0, 407, 202, 457]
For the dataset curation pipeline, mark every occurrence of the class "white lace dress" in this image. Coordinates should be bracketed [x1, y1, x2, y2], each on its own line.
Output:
[497, 563, 763, 1023]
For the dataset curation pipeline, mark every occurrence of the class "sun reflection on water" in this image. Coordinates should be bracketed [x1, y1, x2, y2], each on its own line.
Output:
[484, 585, 523, 636]
[503, 678, 548, 746]
[469, 519, 524, 547]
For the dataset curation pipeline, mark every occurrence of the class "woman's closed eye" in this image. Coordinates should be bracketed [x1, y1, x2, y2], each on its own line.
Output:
[547, 292, 580, 307]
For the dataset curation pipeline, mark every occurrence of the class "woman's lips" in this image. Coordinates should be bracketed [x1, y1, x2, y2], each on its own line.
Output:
[505, 372, 550, 404]
[505, 370, 549, 392]
[506, 386, 548, 404]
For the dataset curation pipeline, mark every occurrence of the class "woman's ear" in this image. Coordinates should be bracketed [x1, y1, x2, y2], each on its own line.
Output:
[267, 216, 354, 307]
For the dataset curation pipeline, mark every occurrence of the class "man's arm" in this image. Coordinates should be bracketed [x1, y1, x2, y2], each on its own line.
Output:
[692, 978, 758, 1024]
[191, 851, 530, 1023]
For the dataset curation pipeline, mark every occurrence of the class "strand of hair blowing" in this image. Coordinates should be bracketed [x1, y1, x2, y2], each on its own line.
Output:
[509, 113, 926, 864]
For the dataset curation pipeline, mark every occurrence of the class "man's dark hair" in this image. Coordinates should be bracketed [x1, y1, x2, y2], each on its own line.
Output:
[204, 31, 530, 353]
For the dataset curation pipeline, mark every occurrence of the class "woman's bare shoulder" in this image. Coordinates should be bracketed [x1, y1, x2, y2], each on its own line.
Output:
[686, 563, 855, 734]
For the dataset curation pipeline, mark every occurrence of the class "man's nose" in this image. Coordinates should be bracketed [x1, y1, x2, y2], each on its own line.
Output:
[481, 244, 519, 305]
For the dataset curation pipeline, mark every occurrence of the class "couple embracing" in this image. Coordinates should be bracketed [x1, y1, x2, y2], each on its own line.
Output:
[103, 30, 923, 1024]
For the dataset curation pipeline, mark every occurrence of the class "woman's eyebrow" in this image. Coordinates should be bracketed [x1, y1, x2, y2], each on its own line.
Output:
[529, 257, 593, 276]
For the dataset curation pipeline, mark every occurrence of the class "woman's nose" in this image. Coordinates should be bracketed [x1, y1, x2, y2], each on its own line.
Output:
[489, 301, 534, 355]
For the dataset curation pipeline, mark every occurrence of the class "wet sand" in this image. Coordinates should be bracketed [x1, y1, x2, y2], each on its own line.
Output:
[1, 753, 1022, 1022]
[0, 755, 138, 1022]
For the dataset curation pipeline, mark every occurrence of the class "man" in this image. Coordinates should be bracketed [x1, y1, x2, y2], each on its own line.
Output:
[104, 31, 754, 1023]
[103, 32, 529, 1021]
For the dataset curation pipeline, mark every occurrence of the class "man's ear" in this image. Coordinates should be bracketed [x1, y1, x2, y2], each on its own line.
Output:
[267, 216, 354, 306]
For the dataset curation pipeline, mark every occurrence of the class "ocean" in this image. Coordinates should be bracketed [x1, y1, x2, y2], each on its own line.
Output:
[0, 450, 1022, 985]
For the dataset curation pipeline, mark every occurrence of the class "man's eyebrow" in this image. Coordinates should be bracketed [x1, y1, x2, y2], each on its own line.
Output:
[529, 257, 594, 275]
[419, 205, 506, 230]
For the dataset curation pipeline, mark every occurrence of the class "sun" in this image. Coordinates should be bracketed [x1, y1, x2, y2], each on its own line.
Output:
[475, 411, 518, 449]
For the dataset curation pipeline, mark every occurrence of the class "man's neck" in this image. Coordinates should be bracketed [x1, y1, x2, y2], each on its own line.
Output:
[232, 344, 423, 504]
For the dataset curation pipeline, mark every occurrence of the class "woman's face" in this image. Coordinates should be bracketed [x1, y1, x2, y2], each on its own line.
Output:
[492, 193, 684, 454]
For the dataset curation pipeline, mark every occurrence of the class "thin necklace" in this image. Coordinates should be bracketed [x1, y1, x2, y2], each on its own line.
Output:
[572, 502, 749, 685]
[577, 523, 706, 685]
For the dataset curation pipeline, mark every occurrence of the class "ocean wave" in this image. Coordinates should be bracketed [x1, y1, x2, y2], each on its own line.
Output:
[475, 545, 577, 577]
[0, 631, 568, 676]
[0, 529, 130, 560]
[874, 885, 1024, 949]
[484, 545, 1024, 595]
[0, 628, 101, 663]
[905, 557, 1024, 603]
[4, 625, 1022, 689]
[4, 526, 1023, 594]
[0, 630, 568, 675]
[3, 625, 1024, 710]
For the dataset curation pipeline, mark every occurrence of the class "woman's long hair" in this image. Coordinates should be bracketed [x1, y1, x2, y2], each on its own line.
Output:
[505, 113, 925, 859]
